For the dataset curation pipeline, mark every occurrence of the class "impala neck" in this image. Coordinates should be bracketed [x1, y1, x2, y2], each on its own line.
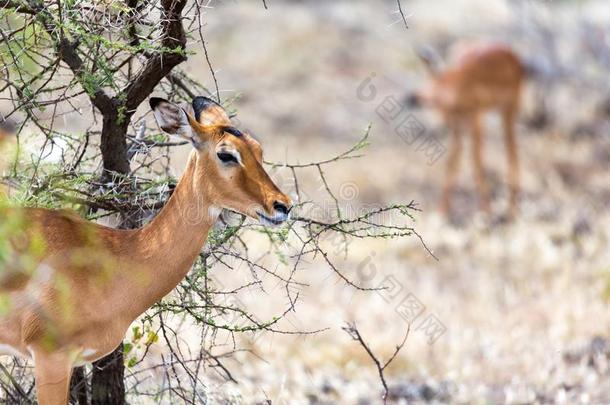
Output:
[132, 151, 218, 310]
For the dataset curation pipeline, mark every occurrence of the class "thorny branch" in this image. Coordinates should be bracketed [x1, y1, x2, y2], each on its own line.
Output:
[124, 0, 188, 111]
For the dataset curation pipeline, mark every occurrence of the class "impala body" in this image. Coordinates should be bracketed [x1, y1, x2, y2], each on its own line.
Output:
[408, 42, 524, 216]
[0, 97, 292, 404]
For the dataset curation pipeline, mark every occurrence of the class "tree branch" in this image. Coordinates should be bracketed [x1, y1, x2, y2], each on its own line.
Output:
[57, 38, 115, 115]
[0, 0, 36, 14]
[3, 1, 116, 115]
[396, 0, 409, 29]
[124, 0, 188, 111]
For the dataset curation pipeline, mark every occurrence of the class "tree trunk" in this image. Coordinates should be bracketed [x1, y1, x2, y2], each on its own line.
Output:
[91, 344, 126, 405]
[100, 111, 131, 178]
[69, 366, 89, 405]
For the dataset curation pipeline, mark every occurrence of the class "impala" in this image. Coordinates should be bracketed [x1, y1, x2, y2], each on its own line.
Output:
[407, 42, 524, 217]
[0, 96, 293, 404]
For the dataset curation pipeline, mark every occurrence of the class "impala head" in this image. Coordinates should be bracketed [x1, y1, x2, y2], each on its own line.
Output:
[405, 45, 447, 110]
[150, 97, 292, 226]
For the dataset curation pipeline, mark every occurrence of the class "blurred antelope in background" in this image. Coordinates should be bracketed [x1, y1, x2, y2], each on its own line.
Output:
[407, 42, 524, 218]
[0, 97, 292, 405]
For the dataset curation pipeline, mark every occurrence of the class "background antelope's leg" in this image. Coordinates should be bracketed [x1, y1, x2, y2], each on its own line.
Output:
[470, 112, 490, 213]
[441, 117, 463, 216]
[34, 351, 73, 405]
[503, 105, 520, 215]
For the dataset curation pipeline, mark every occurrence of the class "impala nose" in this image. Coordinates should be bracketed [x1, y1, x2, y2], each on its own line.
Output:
[405, 93, 421, 108]
[273, 201, 291, 215]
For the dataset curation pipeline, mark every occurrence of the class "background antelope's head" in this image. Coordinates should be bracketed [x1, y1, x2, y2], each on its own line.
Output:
[150, 97, 292, 226]
[405, 45, 454, 111]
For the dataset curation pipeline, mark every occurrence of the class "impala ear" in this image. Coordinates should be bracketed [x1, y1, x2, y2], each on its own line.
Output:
[192, 96, 232, 126]
[416, 45, 443, 75]
[151, 97, 209, 149]
[150, 97, 192, 136]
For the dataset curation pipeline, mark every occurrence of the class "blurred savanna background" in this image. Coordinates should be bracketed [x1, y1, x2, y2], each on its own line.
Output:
[2, 0, 610, 404]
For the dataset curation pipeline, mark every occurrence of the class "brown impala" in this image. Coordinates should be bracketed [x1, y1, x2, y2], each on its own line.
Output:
[408, 42, 524, 217]
[0, 97, 292, 404]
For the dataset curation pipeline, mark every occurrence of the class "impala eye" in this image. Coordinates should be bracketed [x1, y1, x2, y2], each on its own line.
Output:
[217, 152, 238, 164]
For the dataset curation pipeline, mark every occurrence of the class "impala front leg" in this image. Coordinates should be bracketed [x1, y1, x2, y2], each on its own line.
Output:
[503, 105, 519, 216]
[470, 112, 490, 214]
[441, 117, 463, 217]
[34, 350, 73, 405]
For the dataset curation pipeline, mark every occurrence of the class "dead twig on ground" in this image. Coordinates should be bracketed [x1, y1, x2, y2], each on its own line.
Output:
[343, 322, 411, 404]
